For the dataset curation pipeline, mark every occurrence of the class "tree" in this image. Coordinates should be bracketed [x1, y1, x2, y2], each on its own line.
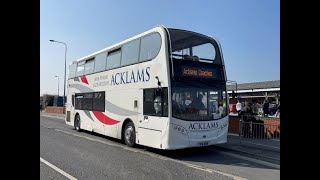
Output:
[41, 94, 55, 109]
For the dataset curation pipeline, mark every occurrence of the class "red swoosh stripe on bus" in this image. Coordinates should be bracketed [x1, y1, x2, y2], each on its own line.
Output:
[92, 112, 120, 125]
[80, 75, 89, 85]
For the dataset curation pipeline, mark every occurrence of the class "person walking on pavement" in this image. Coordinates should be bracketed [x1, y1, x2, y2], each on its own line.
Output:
[263, 99, 270, 116]
[251, 100, 258, 115]
[218, 102, 224, 117]
[240, 101, 252, 138]
[275, 102, 280, 117]
[236, 100, 242, 115]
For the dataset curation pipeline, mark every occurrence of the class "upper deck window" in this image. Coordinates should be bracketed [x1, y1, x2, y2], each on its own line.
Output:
[106, 49, 121, 70]
[94, 52, 107, 73]
[168, 29, 220, 64]
[76, 61, 85, 76]
[139, 33, 161, 62]
[121, 39, 140, 66]
[69, 63, 77, 79]
[84, 59, 95, 75]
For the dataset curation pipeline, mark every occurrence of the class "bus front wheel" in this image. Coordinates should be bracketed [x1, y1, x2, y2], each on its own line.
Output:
[124, 122, 136, 147]
[74, 115, 81, 132]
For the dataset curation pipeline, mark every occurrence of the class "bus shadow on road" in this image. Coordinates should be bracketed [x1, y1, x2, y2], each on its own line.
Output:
[81, 129, 124, 144]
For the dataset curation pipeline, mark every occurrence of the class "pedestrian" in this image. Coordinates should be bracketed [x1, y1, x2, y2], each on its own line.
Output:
[263, 100, 270, 116]
[240, 101, 252, 138]
[275, 102, 280, 117]
[236, 100, 242, 115]
[242, 101, 252, 114]
[251, 100, 258, 115]
[218, 102, 224, 117]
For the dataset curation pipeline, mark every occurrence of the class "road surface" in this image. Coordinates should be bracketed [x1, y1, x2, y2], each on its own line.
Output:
[40, 115, 280, 180]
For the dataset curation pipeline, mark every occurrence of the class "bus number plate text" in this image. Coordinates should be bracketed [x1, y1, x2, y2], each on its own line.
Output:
[199, 142, 209, 146]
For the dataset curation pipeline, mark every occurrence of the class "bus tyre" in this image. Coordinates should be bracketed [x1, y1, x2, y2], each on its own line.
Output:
[74, 115, 81, 132]
[124, 122, 136, 147]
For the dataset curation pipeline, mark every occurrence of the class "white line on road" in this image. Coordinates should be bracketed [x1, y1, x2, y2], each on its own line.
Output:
[40, 157, 77, 180]
[41, 114, 65, 120]
[181, 162, 247, 180]
[54, 129, 247, 180]
[240, 141, 280, 150]
[228, 163, 250, 166]
[212, 150, 280, 169]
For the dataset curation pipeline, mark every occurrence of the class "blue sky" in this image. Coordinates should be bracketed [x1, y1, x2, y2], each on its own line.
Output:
[40, 0, 279, 96]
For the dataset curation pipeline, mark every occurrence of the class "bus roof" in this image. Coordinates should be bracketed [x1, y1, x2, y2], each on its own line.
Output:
[73, 25, 167, 64]
[72, 25, 220, 65]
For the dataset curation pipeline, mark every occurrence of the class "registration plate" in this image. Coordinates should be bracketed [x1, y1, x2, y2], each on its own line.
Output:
[199, 142, 209, 146]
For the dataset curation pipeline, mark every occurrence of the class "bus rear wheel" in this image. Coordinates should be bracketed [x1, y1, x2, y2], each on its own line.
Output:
[74, 115, 81, 132]
[124, 122, 136, 147]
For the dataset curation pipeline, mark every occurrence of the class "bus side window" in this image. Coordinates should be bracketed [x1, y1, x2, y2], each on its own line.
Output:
[143, 89, 157, 116]
[143, 88, 168, 117]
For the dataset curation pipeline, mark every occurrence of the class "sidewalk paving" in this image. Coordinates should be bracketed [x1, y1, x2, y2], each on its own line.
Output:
[40, 112, 280, 164]
[213, 134, 280, 164]
[40, 112, 65, 118]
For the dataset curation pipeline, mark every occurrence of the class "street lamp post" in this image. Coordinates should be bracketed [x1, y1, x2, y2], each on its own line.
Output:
[50, 40, 67, 113]
[54, 75, 59, 96]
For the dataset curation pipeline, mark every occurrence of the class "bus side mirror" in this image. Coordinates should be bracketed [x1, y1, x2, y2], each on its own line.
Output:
[155, 76, 161, 87]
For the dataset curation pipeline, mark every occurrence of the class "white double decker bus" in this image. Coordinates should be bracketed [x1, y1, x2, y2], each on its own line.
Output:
[65, 26, 229, 150]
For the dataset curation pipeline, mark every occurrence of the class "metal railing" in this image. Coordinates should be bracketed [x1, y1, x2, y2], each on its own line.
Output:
[239, 115, 280, 150]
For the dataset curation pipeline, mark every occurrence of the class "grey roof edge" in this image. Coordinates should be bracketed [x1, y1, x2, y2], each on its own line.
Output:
[227, 80, 280, 91]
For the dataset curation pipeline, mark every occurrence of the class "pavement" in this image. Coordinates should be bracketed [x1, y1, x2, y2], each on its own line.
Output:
[41, 112, 65, 118]
[40, 112, 280, 165]
[213, 134, 280, 165]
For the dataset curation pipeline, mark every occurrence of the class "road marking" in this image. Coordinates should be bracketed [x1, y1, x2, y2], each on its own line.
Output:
[229, 163, 250, 166]
[166, 158, 247, 180]
[40, 157, 77, 180]
[185, 164, 213, 173]
[54, 129, 247, 180]
[41, 114, 65, 120]
[228, 133, 239, 136]
[212, 150, 280, 169]
[55, 129, 125, 149]
[240, 141, 280, 150]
